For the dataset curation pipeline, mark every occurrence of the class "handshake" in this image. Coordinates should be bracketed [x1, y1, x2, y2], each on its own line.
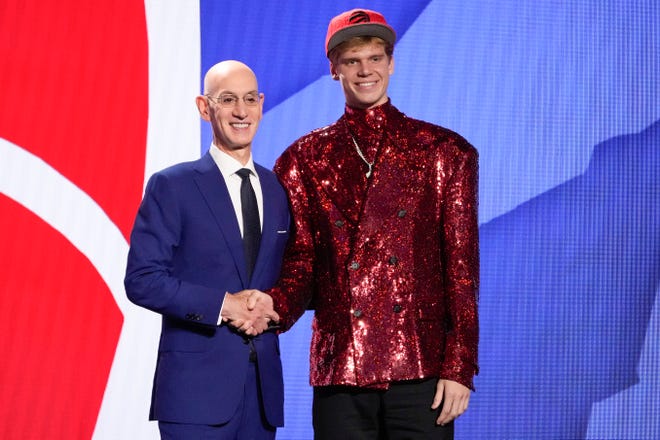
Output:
[221, 289, 280, 336]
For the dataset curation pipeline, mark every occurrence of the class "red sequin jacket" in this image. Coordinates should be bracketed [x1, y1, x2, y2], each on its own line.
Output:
[272, 101, 479, 390]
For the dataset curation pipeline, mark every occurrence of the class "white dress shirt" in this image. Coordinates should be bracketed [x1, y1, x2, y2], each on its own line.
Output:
[208, 145, 263, 325]
[208, 145, 263, 234]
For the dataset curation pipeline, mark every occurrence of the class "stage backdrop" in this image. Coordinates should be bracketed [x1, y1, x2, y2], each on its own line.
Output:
[1, 1, 658, 439]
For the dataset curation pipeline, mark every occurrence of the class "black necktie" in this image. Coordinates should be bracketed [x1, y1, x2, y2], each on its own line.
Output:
[236, 168, 261, 281]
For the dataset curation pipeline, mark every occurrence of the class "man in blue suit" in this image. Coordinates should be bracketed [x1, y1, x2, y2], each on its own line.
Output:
[125, 60, 290, 439]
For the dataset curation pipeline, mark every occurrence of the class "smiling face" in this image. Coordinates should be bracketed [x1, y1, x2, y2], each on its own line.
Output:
[196, 61, 264, 162]
[330, 38, 394, 109]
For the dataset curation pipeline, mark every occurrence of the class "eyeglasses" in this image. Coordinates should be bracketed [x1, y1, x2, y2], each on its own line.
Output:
[206, 92, 261, 107]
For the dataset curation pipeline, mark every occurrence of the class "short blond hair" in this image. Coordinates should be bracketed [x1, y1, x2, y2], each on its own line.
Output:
[328, 36, 394, 64]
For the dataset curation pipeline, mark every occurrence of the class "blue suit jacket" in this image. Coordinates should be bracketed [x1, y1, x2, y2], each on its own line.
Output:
[124, 152, 290, 426]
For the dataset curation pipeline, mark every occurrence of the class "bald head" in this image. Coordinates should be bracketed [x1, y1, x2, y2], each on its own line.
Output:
[203, 60, 258, 96]
[196, 60, 264, 164]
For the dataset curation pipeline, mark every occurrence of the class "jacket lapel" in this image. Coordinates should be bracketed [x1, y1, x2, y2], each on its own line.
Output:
[311, 116, 370, 224]
[193, 153, 250, 285]
[250, 167, 278, 284]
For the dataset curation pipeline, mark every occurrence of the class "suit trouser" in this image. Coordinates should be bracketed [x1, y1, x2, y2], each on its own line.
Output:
[158, 359, 276, 440]
[313, 378, 454, 440]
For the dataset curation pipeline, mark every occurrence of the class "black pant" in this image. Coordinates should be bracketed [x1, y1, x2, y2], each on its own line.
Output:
[313, 379, 454, 440]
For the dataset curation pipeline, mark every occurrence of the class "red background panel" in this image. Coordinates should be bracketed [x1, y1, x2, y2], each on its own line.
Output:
[0, 0, 148, 238]
[0, 1, 148, 438]
[0, 195, 123, 438]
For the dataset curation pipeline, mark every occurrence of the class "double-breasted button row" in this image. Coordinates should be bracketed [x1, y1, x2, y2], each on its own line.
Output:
[351, 305, 403, 319]
[349, 256, 398, 270]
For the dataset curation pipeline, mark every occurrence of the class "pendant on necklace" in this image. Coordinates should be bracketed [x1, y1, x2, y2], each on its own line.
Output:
[349, 133, 375, 179]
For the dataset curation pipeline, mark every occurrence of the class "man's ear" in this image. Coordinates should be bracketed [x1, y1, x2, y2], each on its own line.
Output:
[195, 95, 210, 121]
[330, 62, 339, 80]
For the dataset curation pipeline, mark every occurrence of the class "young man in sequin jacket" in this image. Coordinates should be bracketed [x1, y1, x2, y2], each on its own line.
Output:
[269, 8, 479, 439]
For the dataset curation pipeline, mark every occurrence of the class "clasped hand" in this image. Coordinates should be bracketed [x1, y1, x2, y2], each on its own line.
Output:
[221, 289, 279, 336]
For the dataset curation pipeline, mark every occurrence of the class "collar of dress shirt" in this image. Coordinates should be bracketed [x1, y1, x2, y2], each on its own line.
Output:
[208, 144, 258, 179]
[207, 143, 264, 233]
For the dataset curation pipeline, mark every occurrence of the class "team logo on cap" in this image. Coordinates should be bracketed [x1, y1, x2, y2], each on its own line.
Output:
[349, 10, 371, 24]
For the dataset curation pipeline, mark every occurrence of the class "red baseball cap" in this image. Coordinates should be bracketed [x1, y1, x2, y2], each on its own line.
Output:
[325, 8, 396, 56]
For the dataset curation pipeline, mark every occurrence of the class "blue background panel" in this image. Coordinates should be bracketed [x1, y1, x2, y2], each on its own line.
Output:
[199, 1, 660, 438]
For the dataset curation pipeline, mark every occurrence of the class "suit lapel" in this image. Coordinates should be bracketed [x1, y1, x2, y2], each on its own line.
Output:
[193, 153, 250, 285]
[310, 116, 370, 224]
[251, 167, 278, 284]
